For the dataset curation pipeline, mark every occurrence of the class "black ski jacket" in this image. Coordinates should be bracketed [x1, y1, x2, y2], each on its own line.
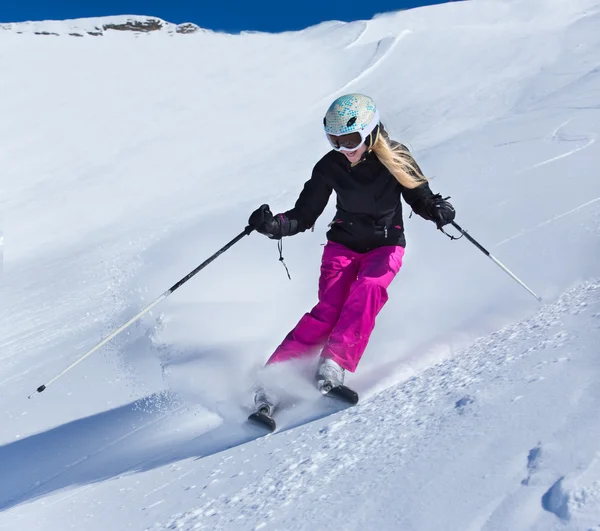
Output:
[283, 144, 436, 253]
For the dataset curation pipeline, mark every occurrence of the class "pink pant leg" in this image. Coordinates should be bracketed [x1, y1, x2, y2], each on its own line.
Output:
[321, 245, 404, 372]
[266, 242, 360, 365]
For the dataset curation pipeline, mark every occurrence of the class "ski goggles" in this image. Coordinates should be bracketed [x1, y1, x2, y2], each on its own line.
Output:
[326, 131, 365, 152]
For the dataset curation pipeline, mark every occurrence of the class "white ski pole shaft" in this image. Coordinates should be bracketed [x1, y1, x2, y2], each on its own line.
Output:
[450, 221, 542, 302]
[29, 226, 254, 398]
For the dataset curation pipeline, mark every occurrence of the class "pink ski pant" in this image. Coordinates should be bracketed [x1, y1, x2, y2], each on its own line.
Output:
[266, 241, 404, 372]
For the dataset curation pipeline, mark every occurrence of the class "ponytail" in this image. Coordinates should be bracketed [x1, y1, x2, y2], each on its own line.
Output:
[369, 126, 427, 189]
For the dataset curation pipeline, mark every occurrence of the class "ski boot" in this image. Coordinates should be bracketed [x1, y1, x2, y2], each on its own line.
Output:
[315, 357, 345, 394]
[315, 357, 359, 404]
[253, 386, 277, 417]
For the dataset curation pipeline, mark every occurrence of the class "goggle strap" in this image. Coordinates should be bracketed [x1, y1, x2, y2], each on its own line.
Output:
[366, 124, 380, 151]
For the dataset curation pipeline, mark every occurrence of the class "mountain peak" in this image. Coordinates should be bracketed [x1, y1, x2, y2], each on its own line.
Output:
[0, 15, 204, 37]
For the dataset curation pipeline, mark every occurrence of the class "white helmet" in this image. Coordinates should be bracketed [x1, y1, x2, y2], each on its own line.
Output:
[323, 93, 380, 151]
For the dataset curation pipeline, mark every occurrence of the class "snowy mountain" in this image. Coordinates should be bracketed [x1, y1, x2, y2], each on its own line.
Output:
[1, 0, 600, 529]
[0, 15, 202, 36]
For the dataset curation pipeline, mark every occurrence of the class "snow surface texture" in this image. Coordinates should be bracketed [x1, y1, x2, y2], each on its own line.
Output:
[1, 1, 600, 529]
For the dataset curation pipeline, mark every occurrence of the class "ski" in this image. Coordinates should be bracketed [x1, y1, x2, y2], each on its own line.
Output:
[247, 385, 359, 433]
[247, 408, 277, 432]
[323, 384, 359, 405]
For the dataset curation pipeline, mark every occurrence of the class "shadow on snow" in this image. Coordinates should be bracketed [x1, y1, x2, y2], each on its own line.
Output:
[0, 390, 350, 512]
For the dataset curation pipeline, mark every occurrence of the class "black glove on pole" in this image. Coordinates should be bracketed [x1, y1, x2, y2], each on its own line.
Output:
[427, 195, 456, 229]
[447, 221, 542, 302]
[248, 204, 291, 239]
[29, 225, 254, 399]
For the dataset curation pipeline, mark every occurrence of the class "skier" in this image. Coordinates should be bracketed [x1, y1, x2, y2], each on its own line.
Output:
[248, 93, 455, 415]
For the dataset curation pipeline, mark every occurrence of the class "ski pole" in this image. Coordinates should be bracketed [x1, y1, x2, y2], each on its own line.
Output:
[444, 221, 542, 302]
[29, 225, 255, 399]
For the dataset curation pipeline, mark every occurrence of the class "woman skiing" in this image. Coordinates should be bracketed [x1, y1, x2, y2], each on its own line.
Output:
[248, 93, 455, 409]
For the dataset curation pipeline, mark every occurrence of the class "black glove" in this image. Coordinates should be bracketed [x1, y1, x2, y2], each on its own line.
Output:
[426, 195, 456, 229]
[248, 204, 287, 239]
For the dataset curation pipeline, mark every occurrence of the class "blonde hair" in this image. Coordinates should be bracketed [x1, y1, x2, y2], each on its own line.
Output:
[370, 128, 427, 189]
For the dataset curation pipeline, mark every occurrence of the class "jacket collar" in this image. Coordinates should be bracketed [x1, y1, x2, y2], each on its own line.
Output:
[351, 149, 376, 168]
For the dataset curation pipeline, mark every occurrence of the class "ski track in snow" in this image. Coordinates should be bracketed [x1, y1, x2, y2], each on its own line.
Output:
[528, 134, 596, 169]
[318, 30, 412, 107]
[343, 21, 368, 49]
[496, 195, 600, 247]
[529, 120, 596, 170]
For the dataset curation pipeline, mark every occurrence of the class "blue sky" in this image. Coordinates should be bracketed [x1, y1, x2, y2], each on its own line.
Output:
[1, 1, 453, 32]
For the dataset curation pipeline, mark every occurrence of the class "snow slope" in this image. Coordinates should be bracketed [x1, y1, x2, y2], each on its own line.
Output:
[1, 1, 600, 529]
